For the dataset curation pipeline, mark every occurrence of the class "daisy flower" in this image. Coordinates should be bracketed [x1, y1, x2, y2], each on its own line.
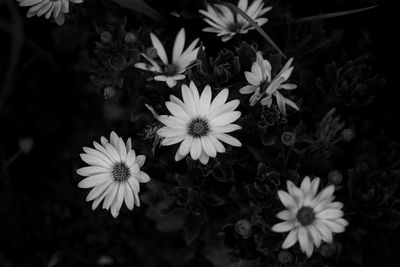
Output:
[239, 52, 299, 116]
[272, 176, 348, 257]
[135, 28, 200, 88]
[199, 0, 272, 42]
[17, 0, 83, 25]
[157, 81, 242, 165]
[76, 131, 150, 218]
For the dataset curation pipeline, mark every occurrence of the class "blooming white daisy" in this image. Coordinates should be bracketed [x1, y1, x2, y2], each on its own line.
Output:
[135, 28, 200, 88]
[199, 0, 272, 42]
[17, 0, 83, 25]
[271, 176, 348, 257]
[76, 131, 150, 218]
[157, 81, 242, 165]
[239, 52, 299, 116]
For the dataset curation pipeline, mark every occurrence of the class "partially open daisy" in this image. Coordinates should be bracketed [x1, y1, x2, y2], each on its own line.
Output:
[17, 0, 84, 25]
[199, 0, 272, 42]
[135, 28, 200, 88]
[272, 176, 348, 257]
[157, 81, 242, 164]
[239, 52, 299, 116]
[76, 131, 150, 218]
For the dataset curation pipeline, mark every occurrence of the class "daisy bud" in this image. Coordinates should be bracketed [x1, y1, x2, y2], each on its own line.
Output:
[124, 32, 137, 44]
[328, 170, 343, 185]
[235, 219, 252, 237]
[319, 242, 341, 258]
[341, 128, 355, 141]
[281, 132, 296, 146]
[146, 47, 158, 59]
[18, 137, 34, 155]
[101, 31, 113, 44]
[103, 86, 117, 100]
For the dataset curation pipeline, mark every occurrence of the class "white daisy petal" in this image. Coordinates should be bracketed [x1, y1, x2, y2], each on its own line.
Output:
[135, 155, 146, 168]
[172, 28, 186, 64]
[281, 229, 298, 248]
[190, 138, 202, 160]
[276, 210, 293, 220]
[76, 166, 109, 177]
[78, 173, 112, 189]
[150, 33, 169, 65]
[271, 221, 294, 233]
[86, 179, 113, 202]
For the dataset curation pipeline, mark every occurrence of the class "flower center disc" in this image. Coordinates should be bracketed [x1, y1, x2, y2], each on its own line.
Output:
[229, 22, 244, 33]
[296, 206, 316, 226]
[260, 80, 270, 92]
[163, 64, 177, 76]
[188, 118, 209, 138]
[112, 162, 131, 182]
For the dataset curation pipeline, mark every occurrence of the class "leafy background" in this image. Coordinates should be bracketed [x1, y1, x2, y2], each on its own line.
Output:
[0, 0, 399, 266]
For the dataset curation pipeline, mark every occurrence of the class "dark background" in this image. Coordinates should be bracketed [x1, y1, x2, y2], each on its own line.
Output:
[0, 0, 398, 266]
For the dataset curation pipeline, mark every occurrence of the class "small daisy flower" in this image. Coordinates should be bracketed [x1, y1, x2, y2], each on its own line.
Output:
[17, 0, 83, 25]
[199, 0, 272, 42]
[272, 176, 348, 257]
[135, 28, 200, 88]
[157, 81, 242, 165]
[76, 131, 150, 218]
[239, 52, 299, 116]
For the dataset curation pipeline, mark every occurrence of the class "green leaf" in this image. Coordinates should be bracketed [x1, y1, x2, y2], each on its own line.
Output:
[292, 5, 378, 24]
[223, 2, 286, 58]
[111, 0, 162, 21]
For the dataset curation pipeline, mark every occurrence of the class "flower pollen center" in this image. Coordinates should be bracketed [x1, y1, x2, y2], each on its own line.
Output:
[188, 118, 210, 138]
[296, 206, 316, 226]
[260, 80, 270, 92]
[163, 64, 177, 76]
[112, 162, 131, 182]
[229, 22, 244, 33]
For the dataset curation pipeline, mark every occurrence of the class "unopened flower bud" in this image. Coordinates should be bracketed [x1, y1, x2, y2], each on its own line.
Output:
[101, 31, 113, 44]
[18, 137, 34, 154]
[341, 128, 354, 141]
[146, 47, 158, 59]
[319, 242, 340, 258]
[235, 219, 252, 237]
[104, 86, 117, 100]
[328, 170, 343, 185]
[124, 32, 137, 44]
[281, 132, 296, 146]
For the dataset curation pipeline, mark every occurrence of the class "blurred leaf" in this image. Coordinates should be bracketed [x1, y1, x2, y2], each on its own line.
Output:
[183, 214, 204, 245]
[292, 6, 378, 24]
[202, 193, 226, 207]
[111, 0, 162, 21]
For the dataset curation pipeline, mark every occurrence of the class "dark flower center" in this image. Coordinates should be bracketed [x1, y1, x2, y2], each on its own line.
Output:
[163, 64, 177, 76]
[296, 206, 316, 226]
[260, 80, 270, 92]
[109, 53, 127, 71]
[187, 118, 209, 138]
[228, 22, 245, 33]
[112, 162, 131, 182]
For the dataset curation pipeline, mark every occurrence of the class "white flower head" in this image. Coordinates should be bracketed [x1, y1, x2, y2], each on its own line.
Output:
[239, 52, 299, 116]
[157, 81, 242, 165]
[272, 176, 348, 257]
[135, 28, 200, 88]
[17, 0, 84, 25]
[76, 131, 150, 218]
[199, 0, 272, 42]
